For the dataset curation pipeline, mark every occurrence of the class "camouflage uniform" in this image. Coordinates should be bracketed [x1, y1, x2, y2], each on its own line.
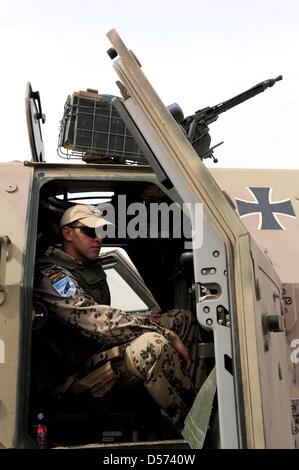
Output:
[34, 247, 205, 426]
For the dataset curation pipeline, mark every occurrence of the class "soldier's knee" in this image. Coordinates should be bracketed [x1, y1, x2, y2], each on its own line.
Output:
[169, 308, 193, 327]
[180, 309, 192, 322]
[125, 332, 170, 379]
[140, 332, 169, 358]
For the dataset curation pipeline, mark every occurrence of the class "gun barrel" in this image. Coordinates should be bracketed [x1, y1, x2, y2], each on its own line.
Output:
[192, 75, 283, 123]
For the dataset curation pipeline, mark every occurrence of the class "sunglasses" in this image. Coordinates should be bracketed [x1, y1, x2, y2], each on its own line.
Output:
[69, 224, 100, 239]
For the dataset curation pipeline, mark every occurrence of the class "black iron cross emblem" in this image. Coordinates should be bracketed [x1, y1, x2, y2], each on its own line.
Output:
[235, 187, 296, 230]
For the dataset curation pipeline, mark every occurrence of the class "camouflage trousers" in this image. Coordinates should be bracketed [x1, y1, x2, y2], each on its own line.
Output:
[122, 309, 206, 427]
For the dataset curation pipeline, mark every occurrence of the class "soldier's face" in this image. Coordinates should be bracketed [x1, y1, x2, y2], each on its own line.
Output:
[63, 224, 103, 261]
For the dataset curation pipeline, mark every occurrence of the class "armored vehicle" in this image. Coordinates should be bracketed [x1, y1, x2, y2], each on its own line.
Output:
[0, 30, 298, 449]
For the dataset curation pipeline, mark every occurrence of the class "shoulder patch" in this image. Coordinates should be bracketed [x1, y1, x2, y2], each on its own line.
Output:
[52, 276, 76, 297]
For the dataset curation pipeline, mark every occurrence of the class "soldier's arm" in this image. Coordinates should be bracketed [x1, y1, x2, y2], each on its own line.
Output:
[35, 266, 171, 345]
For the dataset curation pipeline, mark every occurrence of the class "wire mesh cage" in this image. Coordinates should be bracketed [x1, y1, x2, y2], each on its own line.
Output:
[57, 89, 148, 165]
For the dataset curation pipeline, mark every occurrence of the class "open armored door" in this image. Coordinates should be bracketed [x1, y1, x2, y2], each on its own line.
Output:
[106, 30, 294, 449]
[25, 82, 46, 162]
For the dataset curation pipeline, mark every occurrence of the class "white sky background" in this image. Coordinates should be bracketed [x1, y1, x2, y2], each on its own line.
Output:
[0, 0, 298, 169]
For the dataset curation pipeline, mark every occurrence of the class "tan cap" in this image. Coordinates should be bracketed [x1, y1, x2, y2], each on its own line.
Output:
[59, 204, 112, 229]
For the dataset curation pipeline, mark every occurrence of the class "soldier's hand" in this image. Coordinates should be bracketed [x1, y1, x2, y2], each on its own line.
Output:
[148, 312, 161, 324]
[166, 331, 191, 371]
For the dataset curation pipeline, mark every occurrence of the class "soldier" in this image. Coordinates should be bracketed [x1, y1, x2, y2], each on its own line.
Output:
[34, 204, 205, 429]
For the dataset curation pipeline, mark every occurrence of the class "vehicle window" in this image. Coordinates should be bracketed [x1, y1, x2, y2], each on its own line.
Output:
[56, 191, 114, 205]
[104, 267, 148, 313]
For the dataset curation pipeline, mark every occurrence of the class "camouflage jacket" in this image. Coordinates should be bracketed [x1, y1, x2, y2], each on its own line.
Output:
[34, 247, 171, 350]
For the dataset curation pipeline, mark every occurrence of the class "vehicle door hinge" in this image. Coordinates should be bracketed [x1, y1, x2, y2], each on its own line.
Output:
[0, 236, 12, 305]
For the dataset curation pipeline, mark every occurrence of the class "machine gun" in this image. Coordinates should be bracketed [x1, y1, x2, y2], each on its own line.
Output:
[178, 75, 283, 162]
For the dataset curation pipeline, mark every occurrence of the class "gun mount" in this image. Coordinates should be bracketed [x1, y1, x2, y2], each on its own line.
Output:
[179, 75, 283, 162]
